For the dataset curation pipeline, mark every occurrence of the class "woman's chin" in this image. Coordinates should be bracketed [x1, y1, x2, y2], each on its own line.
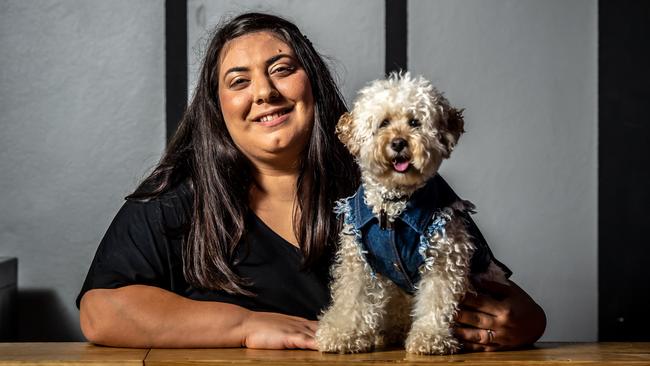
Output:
[247, 143, 305, 167]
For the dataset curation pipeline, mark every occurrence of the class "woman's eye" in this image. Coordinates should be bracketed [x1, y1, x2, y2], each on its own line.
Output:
[379, 119, 390, 128]
[229, 78, 248, 88]
[272, 65, 295, 75]
[409, 119, 421, 128]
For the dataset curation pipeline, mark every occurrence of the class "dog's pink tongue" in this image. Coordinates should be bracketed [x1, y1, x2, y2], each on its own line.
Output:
[393, 161, 410, 172]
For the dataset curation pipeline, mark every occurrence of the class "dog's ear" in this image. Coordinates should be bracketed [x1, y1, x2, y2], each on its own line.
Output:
[440, 107, 465, 158]
[336, 112, 360, 156]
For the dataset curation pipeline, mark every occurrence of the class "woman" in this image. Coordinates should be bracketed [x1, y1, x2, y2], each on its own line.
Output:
[78, 12, 545, 351]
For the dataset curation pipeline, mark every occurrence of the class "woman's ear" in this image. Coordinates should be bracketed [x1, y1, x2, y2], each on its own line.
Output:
[335, 112, 360, 156]
[440, 107, 465, 158]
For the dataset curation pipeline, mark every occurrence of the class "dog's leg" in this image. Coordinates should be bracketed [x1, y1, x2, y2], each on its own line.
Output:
[316, 227, 388, 353]
[405, 220, 473, 355]
[405, 269, 464, 354]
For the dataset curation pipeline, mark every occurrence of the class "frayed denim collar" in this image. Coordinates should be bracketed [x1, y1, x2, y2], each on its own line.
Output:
[350, 177, 443, 234]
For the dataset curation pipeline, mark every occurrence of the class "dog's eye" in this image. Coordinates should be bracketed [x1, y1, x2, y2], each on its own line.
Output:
[409, 119, 421, 128]
[379, 119, 390, 128]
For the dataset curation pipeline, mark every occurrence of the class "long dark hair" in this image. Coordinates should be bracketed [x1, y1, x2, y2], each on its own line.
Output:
[127, 13, 359, 295]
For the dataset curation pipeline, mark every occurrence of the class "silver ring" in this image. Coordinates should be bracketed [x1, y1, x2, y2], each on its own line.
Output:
[486, 329, 495, 344]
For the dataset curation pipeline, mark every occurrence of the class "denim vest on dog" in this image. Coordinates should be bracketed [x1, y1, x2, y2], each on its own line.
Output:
[336, 175, 506, 294]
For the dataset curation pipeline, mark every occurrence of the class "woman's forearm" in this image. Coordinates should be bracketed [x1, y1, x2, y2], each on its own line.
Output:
[79, 284, 251, 348]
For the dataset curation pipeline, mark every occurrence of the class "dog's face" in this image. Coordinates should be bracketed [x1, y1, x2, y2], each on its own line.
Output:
[337, 73, 465, 190]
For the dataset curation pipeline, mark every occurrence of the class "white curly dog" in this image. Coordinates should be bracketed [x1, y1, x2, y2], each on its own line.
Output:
[316, 73, 507, 355]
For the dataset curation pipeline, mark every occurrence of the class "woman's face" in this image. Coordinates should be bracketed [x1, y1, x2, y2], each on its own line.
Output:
[217, 31, 314, 170]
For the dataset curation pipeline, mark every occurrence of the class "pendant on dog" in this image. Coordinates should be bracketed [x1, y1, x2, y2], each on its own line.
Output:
[380, 208, 388, 230]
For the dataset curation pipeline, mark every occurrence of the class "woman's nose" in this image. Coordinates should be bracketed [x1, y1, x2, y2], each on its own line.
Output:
[253, 76, 280, 104]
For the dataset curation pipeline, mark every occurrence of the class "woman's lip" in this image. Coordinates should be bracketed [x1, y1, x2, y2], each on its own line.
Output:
[257, 111, 290, 127]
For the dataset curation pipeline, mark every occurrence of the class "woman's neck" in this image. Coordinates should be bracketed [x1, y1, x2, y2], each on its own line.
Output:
[248, 164, 302, 247]
[250, 165, 300, 203]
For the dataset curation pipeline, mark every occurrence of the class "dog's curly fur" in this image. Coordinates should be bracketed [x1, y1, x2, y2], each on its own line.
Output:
[316, 72, 506, 355]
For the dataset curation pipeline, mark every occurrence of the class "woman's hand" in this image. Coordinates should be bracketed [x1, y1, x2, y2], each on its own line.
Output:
[454, 279, 546, 352]
[240, 311, 319, 350]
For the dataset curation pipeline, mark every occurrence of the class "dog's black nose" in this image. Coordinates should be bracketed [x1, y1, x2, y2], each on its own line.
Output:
[390, 138, 407, 152]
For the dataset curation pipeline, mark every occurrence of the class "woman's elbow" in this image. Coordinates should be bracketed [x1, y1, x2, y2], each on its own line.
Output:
[79, 289, 113, 345]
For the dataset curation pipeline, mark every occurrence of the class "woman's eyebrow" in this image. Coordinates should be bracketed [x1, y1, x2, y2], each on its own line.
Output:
[265, 53, 292, 66]
[223, 66, 248, 79]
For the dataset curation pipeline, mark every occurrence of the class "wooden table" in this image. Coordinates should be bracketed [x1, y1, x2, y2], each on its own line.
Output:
[1, 342, 649, 365]
[0, 342, 148, 365]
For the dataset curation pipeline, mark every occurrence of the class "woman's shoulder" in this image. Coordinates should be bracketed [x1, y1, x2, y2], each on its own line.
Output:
[120, 181, 194, 232]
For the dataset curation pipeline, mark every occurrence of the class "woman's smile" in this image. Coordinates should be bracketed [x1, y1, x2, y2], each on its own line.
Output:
[251, 106, 294, 127]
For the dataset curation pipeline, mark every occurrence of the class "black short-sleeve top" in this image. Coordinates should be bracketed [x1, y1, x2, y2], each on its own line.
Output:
[77, 176, 510, 320]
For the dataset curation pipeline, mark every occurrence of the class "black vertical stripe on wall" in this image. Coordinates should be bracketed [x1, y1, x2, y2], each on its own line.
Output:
[385, 0, 407, 75]
[165, 0, 188, 143]
[598, 0, 650, 341]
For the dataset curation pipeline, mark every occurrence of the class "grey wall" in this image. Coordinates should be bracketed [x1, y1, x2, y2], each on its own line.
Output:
[0, 0, 597, 342]
[0, 1, 165, 340]
[409, 0, 598, 341]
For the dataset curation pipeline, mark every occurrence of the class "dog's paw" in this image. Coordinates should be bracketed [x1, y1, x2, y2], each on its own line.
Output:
[405, 330, 459, 355]
[373, 334, 386, 349]
[316, 327, 374, 354]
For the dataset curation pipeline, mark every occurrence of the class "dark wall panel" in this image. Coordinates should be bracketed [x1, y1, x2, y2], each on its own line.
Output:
[165, 0, 188, 142]
[598, 0, 650, 341]
[385, 0, 407, 74]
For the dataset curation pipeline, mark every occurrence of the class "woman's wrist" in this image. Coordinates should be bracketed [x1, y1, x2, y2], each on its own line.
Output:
[235, 308, 256, 347]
